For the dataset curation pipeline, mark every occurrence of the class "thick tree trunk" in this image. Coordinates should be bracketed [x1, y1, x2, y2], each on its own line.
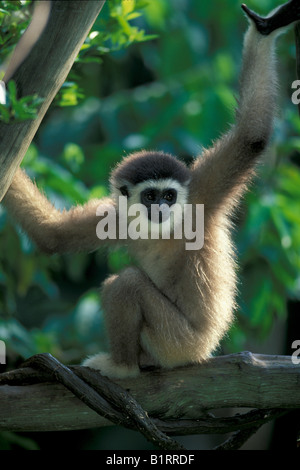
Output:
[0, 0, 106, 201]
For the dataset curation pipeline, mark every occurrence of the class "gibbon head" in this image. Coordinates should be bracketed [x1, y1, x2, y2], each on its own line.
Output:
[110, 150, 191, 236]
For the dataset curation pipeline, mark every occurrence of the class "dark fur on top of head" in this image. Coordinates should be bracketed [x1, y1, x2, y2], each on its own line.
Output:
[110, 150, 191, 190]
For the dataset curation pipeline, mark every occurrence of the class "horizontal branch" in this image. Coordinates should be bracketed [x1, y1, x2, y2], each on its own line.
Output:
[0, 352, 299, 433]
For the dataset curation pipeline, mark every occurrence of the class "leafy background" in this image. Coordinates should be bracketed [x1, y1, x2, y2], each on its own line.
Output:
[0, 0, 299, 450]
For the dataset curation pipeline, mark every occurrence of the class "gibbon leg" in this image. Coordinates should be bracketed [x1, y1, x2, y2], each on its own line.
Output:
[83, 266, 197, 377]
[101, 268, 144, 369]
[83, 267, 144, 378]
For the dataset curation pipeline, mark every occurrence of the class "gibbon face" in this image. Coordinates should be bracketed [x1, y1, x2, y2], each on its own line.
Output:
[110, 150, 190, 236]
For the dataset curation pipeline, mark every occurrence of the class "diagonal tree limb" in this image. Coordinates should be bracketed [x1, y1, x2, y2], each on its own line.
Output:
[22, 353, 185, 451]
[0, 0, 106, 201]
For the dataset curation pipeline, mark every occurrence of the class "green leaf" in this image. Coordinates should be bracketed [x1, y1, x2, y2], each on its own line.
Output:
[126, 12, 142, 20]
[0, 103, 10, 123]
[62, 143, 85, 173]
[7, 79, 17, 102]
[0, 80, 44, 123]
[122, 0, 135, 15]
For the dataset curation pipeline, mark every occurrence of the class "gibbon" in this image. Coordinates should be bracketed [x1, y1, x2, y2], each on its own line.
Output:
[3, 1, 299, 378]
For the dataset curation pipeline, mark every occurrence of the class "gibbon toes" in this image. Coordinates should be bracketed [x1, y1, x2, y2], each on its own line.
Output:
[242, 0, 300, 36]
[82, 352, 140, 379]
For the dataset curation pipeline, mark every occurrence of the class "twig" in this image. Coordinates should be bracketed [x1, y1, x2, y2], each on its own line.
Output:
[214, 426, 262, 451]
[154, 408, 289, 437]
[213, 409, 288, 450]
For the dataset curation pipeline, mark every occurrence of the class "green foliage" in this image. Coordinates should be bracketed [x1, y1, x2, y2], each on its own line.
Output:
[0, 2, 39, 123]
[0, 79, 44, 123]
[0, 0, 155, 112]
[0, 1, 32, 69]
[80, 0, 157, 61]
[234, 161, 300, 342]
[57, 0, 157, 107]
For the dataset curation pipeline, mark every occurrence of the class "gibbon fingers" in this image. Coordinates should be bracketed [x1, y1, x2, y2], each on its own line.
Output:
[3, 1, 299, 378]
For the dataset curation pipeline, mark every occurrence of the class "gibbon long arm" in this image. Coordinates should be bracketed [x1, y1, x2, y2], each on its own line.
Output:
[190, 1, 299, 212]
[3, 168, 115, 254]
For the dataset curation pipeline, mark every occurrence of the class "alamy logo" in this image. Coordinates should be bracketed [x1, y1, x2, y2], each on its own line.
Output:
[0, 340, 6, 364]
[95, 197, 204, 251]
[292, 80, 300, 105]
[0, 80, 6, 105]
[291, 340, 300, 365]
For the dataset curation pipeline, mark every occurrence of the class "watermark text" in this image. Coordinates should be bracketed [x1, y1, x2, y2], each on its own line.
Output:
[96, 197, 204, 251]
[291, 340, 300, 365]
[0, 340, 6, 365]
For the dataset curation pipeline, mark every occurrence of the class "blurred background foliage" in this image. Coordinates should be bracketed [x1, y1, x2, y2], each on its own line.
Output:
[0, 0, 300, 450]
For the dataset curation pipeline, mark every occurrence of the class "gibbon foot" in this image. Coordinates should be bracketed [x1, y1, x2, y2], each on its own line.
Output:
[82, 352, 140, 379]
[242, 0, 300, 36]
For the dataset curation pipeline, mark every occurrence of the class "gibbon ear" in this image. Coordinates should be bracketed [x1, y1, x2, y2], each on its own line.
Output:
[120, 185, 129, 197]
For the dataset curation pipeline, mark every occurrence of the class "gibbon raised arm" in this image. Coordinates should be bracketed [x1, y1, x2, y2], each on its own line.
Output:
[191, 11, 279, 212]
[2, 1, 299, 378]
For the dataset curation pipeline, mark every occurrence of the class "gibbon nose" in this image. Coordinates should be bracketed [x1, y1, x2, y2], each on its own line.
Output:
[148, 203, 171, 223]
[159, 198, 173, 208]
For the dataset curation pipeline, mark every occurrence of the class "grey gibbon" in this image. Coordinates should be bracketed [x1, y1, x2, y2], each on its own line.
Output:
[3, 1, 299, 378]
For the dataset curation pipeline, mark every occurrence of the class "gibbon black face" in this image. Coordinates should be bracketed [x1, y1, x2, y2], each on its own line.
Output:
[141, 188, 177, 207]
[141, 187, 177, 222]
[124, 175, 188, 228]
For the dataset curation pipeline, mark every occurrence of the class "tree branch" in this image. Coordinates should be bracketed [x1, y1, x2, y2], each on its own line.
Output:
[0, 352, 298, 448]
[0, 0, 106, 201]
[21, 354, 184, 451]
[213, 408, 287, 451]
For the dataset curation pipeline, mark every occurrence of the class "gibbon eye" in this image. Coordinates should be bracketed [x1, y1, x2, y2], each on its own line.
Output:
[145, 190, 156, 201]
[162, 189, 177, 204]
[141, 188, 159, 205]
